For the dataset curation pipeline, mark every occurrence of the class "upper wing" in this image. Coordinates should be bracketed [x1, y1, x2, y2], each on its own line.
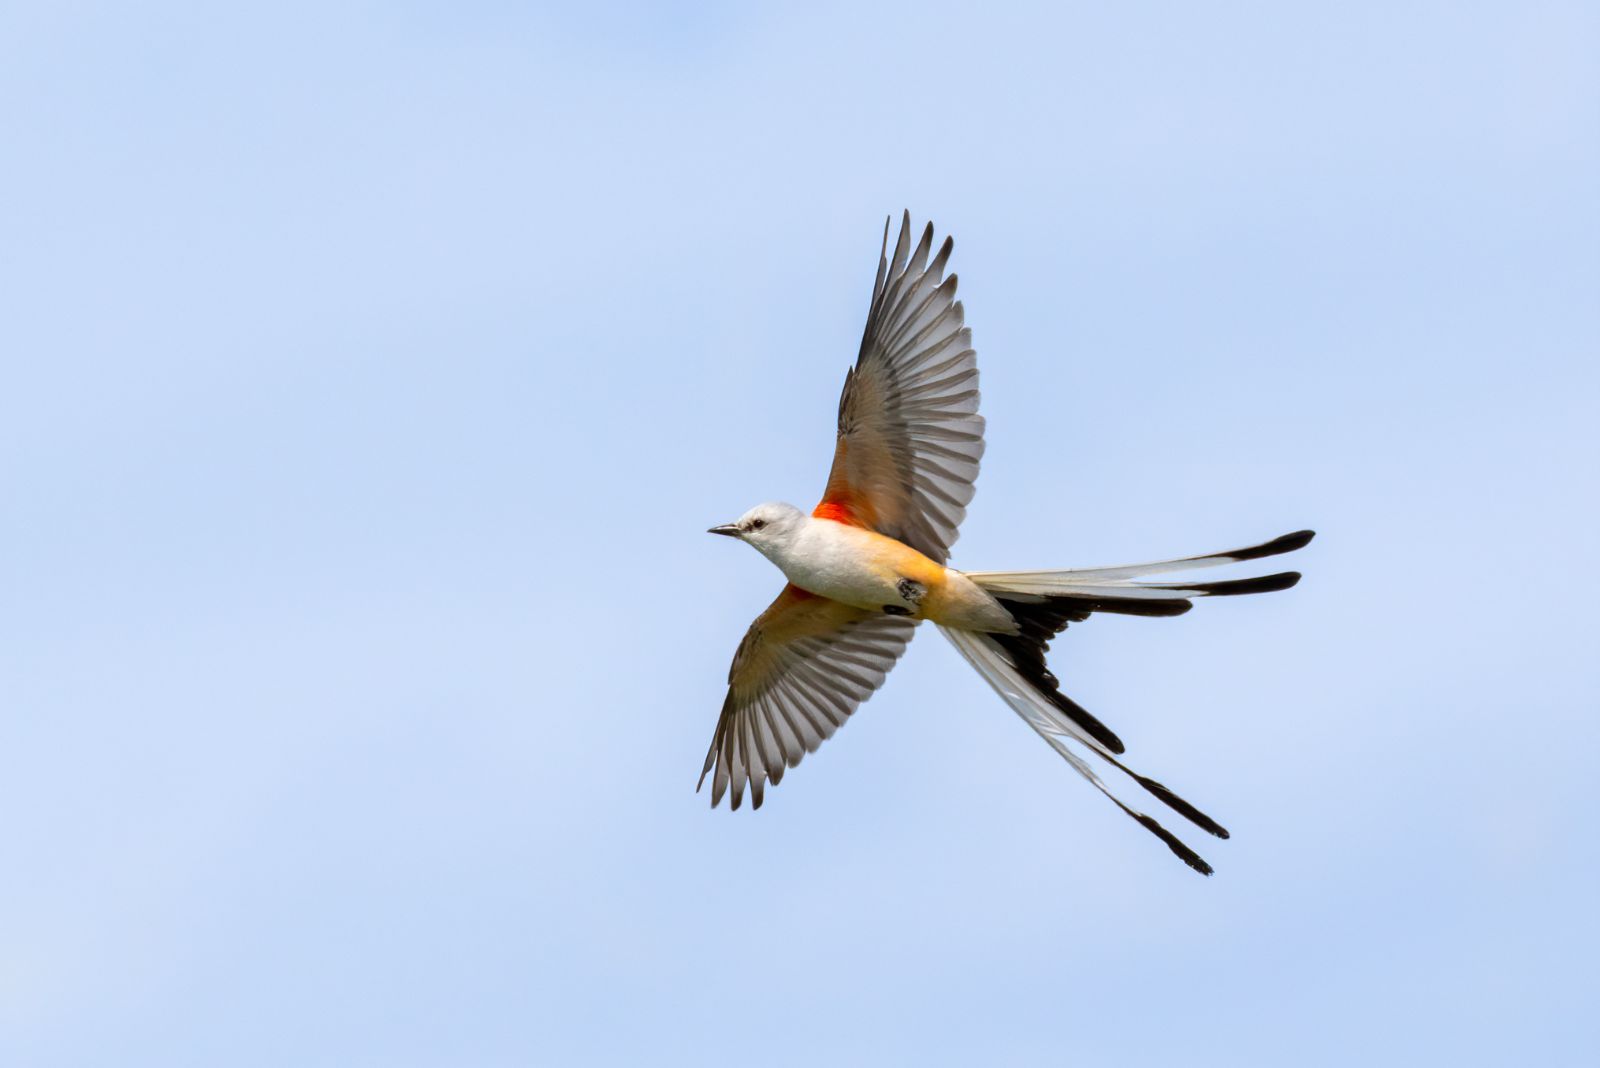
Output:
[699, 584, 917, 810]
[815, 212, 985, 564]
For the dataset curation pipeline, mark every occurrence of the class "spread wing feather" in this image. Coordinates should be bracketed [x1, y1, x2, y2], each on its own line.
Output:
[816, 212, 985, 563]
[700, 585, 917, 809]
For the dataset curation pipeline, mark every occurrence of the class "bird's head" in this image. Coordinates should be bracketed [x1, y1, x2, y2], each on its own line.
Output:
[708, 502, 806, 557]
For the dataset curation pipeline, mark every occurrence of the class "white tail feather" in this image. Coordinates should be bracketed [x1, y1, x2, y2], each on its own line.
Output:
[939, 624, 1113, 757]
[970, 578, 1213, 598]
[927, 530, 1313, 874]
[970, 529, 1315, 586]
[939, 624, 1216, 875]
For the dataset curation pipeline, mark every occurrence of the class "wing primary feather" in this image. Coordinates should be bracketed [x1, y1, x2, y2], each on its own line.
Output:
[697, 697, 726, 792]
[729, 712, 747, 811]
[772, 684, 828, 749]
[903, 220, 934, 283]
[760, 696, 800, 771]
[883, 282, 962, 360]
[870, 214, 917, 335]
[869, 216, 890, 310]
[889, 209, 912, 281]
[929, 234, 953, 280]
[715, 711, 733, 806]
[747, 700, 775, 807]
[897, 346, 974, 389]
[880, 275, 956, 356]
[819, 213, 985, 562]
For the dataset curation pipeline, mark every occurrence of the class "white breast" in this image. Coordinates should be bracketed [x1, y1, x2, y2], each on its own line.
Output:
[765, 518, 901, 609]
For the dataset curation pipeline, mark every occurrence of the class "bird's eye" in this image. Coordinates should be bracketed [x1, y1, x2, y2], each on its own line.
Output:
[750, 518, 766, 530]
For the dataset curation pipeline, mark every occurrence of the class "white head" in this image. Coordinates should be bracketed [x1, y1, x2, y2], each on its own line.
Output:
[708, 501, 807, 559]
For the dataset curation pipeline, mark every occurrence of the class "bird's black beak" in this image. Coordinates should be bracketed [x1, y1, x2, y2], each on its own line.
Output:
[707, 524, 741, 537]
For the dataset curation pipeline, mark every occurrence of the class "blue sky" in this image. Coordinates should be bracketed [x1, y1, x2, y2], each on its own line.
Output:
[2, 2, 1596, 1064]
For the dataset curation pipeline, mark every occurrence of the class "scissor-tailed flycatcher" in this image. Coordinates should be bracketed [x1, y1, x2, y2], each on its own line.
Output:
[705, 212, 1313, 874]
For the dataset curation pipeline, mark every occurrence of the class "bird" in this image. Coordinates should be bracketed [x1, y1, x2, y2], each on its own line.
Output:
[702, 212, 1313, 875]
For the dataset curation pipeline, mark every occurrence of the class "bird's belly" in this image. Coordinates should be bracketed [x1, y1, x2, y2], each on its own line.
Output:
[783, 551, 907, 611]
[782, 524, 944, 616]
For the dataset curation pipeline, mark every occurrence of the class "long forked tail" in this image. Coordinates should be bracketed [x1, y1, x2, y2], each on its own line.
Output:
[939, 529, 1314, 875]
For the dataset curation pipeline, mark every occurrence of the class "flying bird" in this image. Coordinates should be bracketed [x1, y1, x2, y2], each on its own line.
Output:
[703, 212, 1313, 875]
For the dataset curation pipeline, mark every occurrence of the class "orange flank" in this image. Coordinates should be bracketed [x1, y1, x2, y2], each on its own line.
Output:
[865, 533, 948, 592]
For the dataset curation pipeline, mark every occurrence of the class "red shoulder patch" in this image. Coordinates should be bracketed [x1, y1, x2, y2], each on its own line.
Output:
[811, 500, 862, 525]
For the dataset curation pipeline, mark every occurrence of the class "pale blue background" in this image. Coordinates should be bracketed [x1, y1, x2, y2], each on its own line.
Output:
[3, 3, 1596, 1065]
